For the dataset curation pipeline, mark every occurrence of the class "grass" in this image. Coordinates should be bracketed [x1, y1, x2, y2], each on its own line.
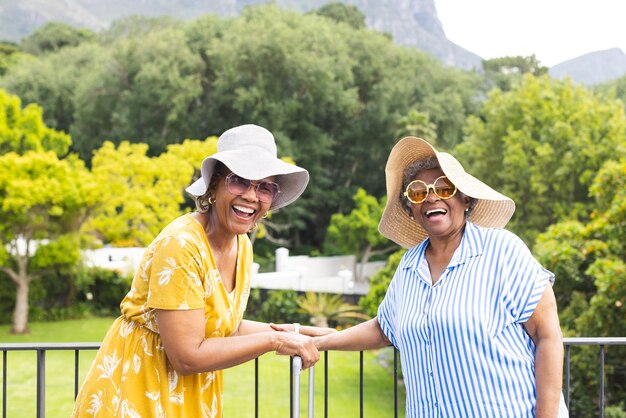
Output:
[1, 317, 405, 417]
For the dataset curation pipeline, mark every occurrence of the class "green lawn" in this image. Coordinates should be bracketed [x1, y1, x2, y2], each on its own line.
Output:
[1, 317, 405, 417]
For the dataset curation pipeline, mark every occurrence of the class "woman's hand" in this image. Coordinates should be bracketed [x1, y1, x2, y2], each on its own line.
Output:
[270, 323, 338, 337]
[273, 332, 320, 369]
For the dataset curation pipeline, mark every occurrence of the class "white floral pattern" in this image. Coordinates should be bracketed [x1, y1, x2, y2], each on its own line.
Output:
[72, 214, 252, 417]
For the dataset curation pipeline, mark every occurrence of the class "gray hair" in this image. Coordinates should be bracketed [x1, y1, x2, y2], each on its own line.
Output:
[399, 156, 477, 218]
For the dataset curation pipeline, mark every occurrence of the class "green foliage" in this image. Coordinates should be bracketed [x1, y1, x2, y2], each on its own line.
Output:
[71, 27, 204, 161]
[534, 158, 626, 414]
[456, 74, 626, 245]
[0, 41, 23, 77]
[360, 249, 406, 318]
[0, 89, 71, 156]
[595, 72, 626, 111]
[78, 268, 132, 316]
[1, 4, 480, 248]
[20, 22, 95, 55]
[312, 2, 366, 29]
[483, 55, 548, 91]
[82, 140, 201, 246]
[0, 44, 100, 133]
[605, 405, 626, 418]
[324, 188, 396, 279]
[395, 109, 438, 144]
[295, 291, 368, 328]
[244, 289, 308, 324]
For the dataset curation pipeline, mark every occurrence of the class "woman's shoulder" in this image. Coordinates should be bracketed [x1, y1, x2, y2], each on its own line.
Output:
[149, 213, 206, 249]
[469, 223, 531, 260]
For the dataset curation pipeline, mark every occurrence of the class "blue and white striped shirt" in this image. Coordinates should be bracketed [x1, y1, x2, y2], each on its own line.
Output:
[378, 221, 554, 418]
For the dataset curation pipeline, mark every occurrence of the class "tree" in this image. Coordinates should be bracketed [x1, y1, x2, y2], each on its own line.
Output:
[1, 43, 102, 134]
[0, 89, 71, 155]
[534, 158, 626, 416]
[70, 26, 204, 161]
[324, 188, 396, 281]
[2, 5, 481, 251]
[482, 55, 548, 91]
[20, 22, 95, 55]
[0, 151, 96, 333]
[395, 109, 438, 144]
[312, 2, 366, 29]
[455, 74, 626, 245]
[82, 138, 217, 246]
[0, 42, 23, 77]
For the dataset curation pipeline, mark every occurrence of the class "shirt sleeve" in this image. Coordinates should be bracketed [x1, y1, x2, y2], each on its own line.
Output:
[146, 235, 206, 310]
[376, 268, 401, 349]
[500, 232, 554, 324]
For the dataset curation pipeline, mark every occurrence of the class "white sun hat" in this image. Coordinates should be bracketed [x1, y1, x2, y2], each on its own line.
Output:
[186, 124, 309, 211]
[378, 136, 515, 248]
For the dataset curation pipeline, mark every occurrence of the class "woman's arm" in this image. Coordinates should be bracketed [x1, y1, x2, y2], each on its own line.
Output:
[314, 318, 391, 351]
[156, 309, 319, 375]
[523, 285, 563, 418]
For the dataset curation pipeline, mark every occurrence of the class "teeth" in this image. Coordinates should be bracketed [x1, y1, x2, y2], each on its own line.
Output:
[426, 209, 447, 216]
[234, 205, 255, 214]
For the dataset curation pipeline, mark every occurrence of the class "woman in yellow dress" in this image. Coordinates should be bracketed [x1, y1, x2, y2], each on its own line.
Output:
[72, 124, 326, 417]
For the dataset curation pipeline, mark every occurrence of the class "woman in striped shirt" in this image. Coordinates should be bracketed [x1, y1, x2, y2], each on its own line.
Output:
[313, 136, 568, 417]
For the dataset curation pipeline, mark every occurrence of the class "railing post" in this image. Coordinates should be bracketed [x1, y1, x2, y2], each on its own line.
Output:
[565, 345, 570, 410]
[74, 350, 80, 398]
[359, 351, 364, 418]
[324, 351, 328, 418]
[289, 356, 294, 418]
[36, 349, 45, 418]
[599, 345, 605, 418]
[394, 348, 399, 418]
[2, 350, 7, 418]
[254, 357, 258, 418]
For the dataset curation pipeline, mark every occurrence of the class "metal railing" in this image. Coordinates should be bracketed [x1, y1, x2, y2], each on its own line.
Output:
[2, 338, 626, 418]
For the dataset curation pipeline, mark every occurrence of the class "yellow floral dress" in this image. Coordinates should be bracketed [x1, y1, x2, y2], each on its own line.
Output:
[72, 213, 252, 417]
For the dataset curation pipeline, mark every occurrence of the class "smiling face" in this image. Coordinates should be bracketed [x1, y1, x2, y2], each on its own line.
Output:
[408, 167, 470, 242]
[208, 170, 273, 237]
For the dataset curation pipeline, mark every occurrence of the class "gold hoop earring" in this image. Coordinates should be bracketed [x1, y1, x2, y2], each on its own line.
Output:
[197, 194, 215, 213]
[262, 211, 269, 219]
[249, 222, 258, 233]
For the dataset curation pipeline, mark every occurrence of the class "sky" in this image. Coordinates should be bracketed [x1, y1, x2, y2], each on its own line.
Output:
[434, 0, 626, 67]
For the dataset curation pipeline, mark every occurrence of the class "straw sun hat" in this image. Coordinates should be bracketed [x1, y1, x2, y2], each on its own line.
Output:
[378, 136, 515, 248]
[186, 124, 309, 211]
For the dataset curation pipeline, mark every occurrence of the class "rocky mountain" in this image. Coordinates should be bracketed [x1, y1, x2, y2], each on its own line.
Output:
[2, 0, 625, 83]
[548, 48, 626, 86]
[0, 0, 483, 69]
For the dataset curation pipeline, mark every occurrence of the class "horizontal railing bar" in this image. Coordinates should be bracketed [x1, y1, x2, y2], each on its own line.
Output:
[0, 343, 101, 351]
[1, 338, 624, 352]
[563, 337, 626, 345]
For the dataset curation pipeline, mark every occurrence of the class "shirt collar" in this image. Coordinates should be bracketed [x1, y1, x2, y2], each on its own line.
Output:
[401, 221, 485, 272]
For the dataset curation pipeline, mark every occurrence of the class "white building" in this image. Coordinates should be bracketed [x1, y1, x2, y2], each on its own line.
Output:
[82, 246, 385, 295]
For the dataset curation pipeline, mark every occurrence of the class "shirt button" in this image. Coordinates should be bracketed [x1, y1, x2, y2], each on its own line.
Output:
[429, 371, 433, 377]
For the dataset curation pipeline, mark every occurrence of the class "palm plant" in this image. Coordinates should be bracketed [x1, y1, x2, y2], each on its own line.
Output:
[296, 292, 369, 328]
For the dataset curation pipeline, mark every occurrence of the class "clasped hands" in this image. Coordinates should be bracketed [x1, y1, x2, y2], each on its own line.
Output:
[269, 323, 337, 369]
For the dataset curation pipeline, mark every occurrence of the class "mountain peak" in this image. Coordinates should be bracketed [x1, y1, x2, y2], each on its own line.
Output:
[549, 48, 626, 85]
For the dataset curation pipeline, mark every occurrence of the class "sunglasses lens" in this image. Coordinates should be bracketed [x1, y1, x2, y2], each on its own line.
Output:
[406, 181, 428, 203]
[227, 174, 252, 195]
[256, 182, 280, 203]
[434, 177, 456, 199]
[226, 174, 279, 203]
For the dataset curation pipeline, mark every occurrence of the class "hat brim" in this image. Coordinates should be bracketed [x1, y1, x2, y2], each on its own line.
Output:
[378, 136, 515, 248]
[185, 149, 309, 211]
